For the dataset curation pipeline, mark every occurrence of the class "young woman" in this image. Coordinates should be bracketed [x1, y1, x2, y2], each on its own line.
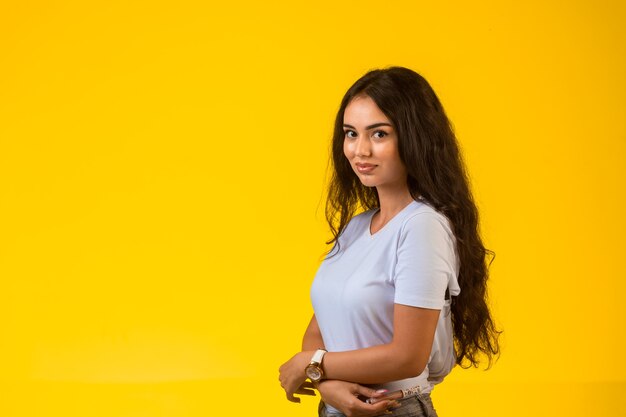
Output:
[279, 67, 500, 417]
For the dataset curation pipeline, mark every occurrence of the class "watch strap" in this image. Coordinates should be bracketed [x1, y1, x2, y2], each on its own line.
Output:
[310, 348, 327, 365]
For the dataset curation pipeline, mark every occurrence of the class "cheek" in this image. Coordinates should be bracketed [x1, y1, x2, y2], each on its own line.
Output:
[343, 140, 352, 158]
[387, 142, 403, 162]
[379, 144, 399, 162]
[393, 160, 408, 180]
[381, 145, 406, 175]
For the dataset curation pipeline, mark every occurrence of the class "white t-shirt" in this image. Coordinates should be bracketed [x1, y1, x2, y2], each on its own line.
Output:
[310, 199, 460, 400]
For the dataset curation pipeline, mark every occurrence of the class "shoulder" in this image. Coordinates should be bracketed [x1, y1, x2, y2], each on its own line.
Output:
[399, 201, 455, 243]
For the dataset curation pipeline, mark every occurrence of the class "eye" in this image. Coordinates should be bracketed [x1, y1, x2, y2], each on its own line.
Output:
[344, 130, 357, 139]
[373, 130, 388, 139]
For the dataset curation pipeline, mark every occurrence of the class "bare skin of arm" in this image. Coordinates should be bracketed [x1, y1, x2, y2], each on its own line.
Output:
[279, 304, 440, 399]
[294, 315, 397, 416]
[322, 305, 440, 382]
[302, 314, 325, 351]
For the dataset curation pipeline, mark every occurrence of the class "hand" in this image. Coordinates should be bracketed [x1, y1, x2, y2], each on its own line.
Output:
[316, 380, 400, 417]
[278, 351, 314, 402]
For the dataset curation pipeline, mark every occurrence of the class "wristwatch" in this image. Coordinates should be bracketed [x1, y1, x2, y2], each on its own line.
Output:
[304, 349, 327, 382]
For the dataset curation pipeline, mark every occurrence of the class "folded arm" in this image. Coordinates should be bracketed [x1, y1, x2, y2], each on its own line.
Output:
[279, 303, 440, 398]
[321, 303, 440, 383]
[287, 313, 412, 415]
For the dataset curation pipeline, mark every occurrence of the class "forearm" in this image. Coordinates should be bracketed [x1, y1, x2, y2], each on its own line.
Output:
[293, 306, 439, 385]
[302, 315, 325, 351]
[318, 305, 440, 384]
[302, 332, 324, 351]
[320, 342, 426, 384]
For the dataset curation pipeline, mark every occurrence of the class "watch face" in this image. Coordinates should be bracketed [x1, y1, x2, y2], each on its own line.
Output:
[306, 366, 322, 381]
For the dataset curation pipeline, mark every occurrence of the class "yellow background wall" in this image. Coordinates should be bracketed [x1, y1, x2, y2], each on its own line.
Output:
[1, 1, 624, 415]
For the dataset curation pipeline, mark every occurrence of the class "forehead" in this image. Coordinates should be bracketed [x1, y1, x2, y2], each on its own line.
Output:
[344, 95, 391, 124]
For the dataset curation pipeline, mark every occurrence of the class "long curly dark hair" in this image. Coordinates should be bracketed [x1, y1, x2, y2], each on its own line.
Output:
[325, 66, 501, 368]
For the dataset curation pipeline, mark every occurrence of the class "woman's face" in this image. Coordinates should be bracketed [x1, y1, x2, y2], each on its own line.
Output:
[343, 95, 408, 191]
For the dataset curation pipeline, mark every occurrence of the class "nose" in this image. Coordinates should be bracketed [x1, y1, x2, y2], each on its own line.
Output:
[355, 136, 372, 157]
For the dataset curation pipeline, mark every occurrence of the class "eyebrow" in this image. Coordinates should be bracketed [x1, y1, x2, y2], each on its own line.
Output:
[343, 122, 393, 130]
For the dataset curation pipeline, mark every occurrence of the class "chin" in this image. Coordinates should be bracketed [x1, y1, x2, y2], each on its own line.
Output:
[357, 178, 379, 188]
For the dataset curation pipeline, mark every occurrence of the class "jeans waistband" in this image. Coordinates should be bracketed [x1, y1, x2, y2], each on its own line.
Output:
[372, 376, 431, 395]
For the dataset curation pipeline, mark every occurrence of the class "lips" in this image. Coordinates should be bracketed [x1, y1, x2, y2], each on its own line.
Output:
[355, 163, 376, 174]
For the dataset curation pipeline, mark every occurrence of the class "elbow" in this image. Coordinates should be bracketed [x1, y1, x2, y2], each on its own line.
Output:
[397, 355, 429, 379]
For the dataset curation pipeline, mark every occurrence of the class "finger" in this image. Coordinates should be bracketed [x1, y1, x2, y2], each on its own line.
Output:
[370, 389, 390, 399]
[352, 399, 397, 417]
[378, 400, 402, 415]
[352, 384, 380, 398]
[286, 392, 301, 403]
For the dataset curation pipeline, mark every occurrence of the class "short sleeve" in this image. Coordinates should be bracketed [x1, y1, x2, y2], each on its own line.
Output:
[393, 212, 458, 309]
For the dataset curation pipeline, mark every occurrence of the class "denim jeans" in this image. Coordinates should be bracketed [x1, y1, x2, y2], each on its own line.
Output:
[318, 393, 438, 417]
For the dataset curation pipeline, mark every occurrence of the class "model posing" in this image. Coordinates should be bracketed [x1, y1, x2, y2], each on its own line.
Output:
[279, 67, 500, 417]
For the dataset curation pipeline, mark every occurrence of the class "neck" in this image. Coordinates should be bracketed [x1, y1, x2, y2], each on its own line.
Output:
[375, 183, 414, 221]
